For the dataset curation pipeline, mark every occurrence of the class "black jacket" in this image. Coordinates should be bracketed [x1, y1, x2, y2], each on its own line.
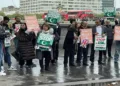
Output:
[101, 20, 105, 25]
[115, 20, 119, 25]
[17, 29, 36, 60]
[63, 25, 75, 50]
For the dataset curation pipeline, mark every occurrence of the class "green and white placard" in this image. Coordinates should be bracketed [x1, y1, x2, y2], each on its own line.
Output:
[94, 36, 107, 51]
[37, 32, 54, 51]
[4, 37, 11, 47]
[4, 30, 11, 47]
[46, 11, 61, 24]
[104, 7, 116, 17]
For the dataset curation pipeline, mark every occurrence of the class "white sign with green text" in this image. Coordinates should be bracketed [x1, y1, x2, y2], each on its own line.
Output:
[94, 36, 107, 51]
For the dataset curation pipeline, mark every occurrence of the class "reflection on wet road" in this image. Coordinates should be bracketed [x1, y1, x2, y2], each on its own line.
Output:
[1, 56, 120, 86]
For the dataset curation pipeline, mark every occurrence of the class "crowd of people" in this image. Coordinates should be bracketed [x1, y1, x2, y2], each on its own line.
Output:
[0, 16, 61, 75]
[0, 16, 119, 76]
[63, 18, 119, 67]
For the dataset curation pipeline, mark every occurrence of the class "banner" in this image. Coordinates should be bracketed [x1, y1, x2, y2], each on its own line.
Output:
[25, 16, 40, 32]
[46, 11, 61, 24]
[114, 26, 120, 40]
[94, 36, 107, 50]
[80, 29, 93, 44]
[37, 32, 54, 51]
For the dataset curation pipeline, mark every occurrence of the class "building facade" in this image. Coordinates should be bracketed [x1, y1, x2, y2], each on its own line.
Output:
[102, 0, 115, 11]
[20, 0, 103, 14]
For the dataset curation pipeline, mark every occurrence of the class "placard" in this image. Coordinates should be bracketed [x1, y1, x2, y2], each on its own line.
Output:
[4, 37, 11, 47]
[46, 11, 61, 24]
[94, 36, 107, 50]
[37, 32, 54, 51]
[15, 24, 21, 32]
[80, 29, 93, 44]
[114, 26, 120, 40]
[25, 16, 40, 32]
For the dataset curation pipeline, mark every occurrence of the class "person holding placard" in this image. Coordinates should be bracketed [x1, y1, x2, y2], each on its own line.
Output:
[16, 23, 36, 69]
[52, 23, 61, 64]
[49, 23, 60, 65]
[0, 16, 13, 75]
[76, 21, 89, 66]
[36, 23, 54, 72]
[1, 17, 17, 71]
[90, 20, 107, 65]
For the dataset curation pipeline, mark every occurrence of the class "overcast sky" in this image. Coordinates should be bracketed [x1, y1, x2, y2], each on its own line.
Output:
[0, 0, 120, 10]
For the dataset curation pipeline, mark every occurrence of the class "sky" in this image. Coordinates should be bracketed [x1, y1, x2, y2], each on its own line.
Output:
[0, 0, 20, 9]
[0, 0, 120, 10]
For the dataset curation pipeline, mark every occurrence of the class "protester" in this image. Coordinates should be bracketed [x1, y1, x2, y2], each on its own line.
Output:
[36, 23, 53, 72]
[0, 16, 11, 75]
[76, 21, 89, 66]
[90, 20, 107, 65]
[16, 23, 36, 68]
[104, 20, 114, 60]
[53, 23, 61, 62]
[1, 16, 17, 70]
[51, 23, 60, 64]
[63, 19, 77, 67]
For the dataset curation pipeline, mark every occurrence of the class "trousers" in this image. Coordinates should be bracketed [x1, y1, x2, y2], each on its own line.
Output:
[39, 51, 51, 69]
[90, 43, 106, 63]
[76, 43, 89, 64]
[64, 48, 74, 65]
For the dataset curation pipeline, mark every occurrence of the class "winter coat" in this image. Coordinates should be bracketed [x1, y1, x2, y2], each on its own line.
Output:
[63, 25, 75, 50]
[17, 29, 36, 60]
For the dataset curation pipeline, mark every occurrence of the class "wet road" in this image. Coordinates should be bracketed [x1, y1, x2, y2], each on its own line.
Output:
[2, 54, 120, 86]
[1, 28, 120, 86]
